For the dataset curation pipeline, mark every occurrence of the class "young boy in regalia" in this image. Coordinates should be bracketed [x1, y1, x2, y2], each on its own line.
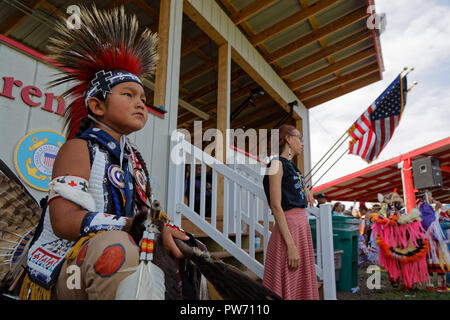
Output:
[18, 5, 190, 300]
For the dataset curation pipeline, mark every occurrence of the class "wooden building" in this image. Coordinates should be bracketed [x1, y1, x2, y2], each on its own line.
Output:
[0, 0, 384, 215]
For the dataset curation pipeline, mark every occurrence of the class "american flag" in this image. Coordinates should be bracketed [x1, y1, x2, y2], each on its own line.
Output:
[348, 75, 408, 162]
[44, 152, 57, 167]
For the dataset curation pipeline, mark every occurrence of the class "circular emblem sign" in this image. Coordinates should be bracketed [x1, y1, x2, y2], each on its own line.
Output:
[14, 130, 65, 191]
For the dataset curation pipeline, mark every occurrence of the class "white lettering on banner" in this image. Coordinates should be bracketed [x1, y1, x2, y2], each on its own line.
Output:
[29, 247, 62, 272]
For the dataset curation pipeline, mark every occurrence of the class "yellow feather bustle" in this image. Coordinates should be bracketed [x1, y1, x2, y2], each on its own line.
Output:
[19, 274, 51, 300]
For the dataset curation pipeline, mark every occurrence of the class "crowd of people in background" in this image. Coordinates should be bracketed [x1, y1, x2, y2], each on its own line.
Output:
[315, 191, 450, 292]
[316, 194, 365, 217]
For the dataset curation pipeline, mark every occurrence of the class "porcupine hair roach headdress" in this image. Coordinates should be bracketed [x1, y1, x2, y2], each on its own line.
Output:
[46, 5, 158, 139]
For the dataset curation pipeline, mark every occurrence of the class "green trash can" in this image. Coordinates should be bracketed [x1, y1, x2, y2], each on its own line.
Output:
[309, 215, 360, 292]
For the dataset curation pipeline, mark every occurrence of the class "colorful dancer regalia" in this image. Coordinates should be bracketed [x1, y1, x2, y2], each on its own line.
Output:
[371, 190, 450, 291]
[369, 192, 429, 289]
[418, 199, 450, 291]
[358, 234, 370, 267]
[367, 213, 381, 265]
[372, 209, 429, 289]
[20, 128, 157, 299]
[367, 193, 400, 265]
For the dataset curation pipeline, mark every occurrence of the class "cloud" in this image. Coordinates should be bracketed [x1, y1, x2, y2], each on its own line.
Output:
[308, 0, 450, 187]
[378, 0, 450, 79]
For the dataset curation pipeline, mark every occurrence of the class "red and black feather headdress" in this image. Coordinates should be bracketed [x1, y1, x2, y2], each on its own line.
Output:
[46, 5, 158, 139]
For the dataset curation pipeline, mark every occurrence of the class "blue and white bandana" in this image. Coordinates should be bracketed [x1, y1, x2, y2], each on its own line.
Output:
[84, 69, 143, 108]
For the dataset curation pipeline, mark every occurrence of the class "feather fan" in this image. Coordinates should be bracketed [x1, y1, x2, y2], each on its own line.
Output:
[174, 239, 282, 300]
[0, 160, 41, 291]
[126, 199, 282, 300]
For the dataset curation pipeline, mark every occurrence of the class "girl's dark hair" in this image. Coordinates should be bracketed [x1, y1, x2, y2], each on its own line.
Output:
[133, 147, 152, 200]
[129, 148, 153, 245]
[278, 124, 297, 154]
[74, 91, 106, 138]
[74, 117, 93, 137]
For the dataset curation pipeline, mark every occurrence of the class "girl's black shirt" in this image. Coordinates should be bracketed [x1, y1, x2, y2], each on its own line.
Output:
[263, 156, 307, 211]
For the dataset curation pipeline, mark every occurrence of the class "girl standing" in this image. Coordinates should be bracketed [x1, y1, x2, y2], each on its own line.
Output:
[262, 124, 319, 300]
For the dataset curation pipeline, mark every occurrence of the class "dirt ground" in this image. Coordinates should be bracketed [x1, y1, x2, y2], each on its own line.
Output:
[336, 261, 450, 300]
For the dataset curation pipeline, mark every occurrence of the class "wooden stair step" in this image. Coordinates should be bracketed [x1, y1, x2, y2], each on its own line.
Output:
[181, 216, 273, 239]
[318, 281, 324, 300]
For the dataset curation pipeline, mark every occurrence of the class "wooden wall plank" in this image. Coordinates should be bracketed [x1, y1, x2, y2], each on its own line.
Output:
[153, 0, 171, 109]
[216, 42, 231, 162]
[295, 118, 304, 173]
[265, 7, 369, 64]
[231, 0, 278, 25]
[0, 0, 44, 36]
[288, 47, 376, 90]
[216, 42, 231, 218]
[279, 29, 372, 78]
[184, 0, 311, 171]
[304, 72, 380, 108]
[184, 0, 302, 116]
[298, 62, 379, 100]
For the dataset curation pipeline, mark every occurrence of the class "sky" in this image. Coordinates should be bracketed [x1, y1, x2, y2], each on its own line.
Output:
[308, 0, 450, 204]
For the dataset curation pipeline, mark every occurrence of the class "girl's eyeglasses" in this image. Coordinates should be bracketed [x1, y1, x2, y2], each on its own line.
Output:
[289, 134, 303, 142]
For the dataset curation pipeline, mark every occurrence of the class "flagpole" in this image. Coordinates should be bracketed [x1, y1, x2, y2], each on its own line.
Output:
[400, 66, 408, 75]
[408, 81, 418, 92]
[304, 133, 350, 184]
[303, 131, 350, 180]
[404, 67, 414, 77]
[311, 146, 351, 188]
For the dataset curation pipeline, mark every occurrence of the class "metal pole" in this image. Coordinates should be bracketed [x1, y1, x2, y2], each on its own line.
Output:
[311, 146, 350, 188]
[304, 132, 350, 181]
[304, 130, 349, 178]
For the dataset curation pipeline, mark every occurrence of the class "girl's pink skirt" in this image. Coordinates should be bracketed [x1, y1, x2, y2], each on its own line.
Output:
[263, 207, 319, 300]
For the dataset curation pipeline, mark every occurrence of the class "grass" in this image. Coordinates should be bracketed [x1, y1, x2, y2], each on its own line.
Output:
[377, 270, 450, 300]
[336, 263, 450, 300]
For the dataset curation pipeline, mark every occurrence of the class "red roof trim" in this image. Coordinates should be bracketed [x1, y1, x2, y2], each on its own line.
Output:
[0, 33, 53, 64]
[313, 137, 450, 193]
[230, 145, 268, 164]
[0, 34, 165, 119]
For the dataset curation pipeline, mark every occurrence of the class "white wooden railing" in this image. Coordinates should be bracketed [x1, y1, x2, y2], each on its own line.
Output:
[167, 131, 336, 300]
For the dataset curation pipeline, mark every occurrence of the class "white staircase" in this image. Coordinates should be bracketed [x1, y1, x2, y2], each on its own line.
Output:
[167, 131, 336, 299]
